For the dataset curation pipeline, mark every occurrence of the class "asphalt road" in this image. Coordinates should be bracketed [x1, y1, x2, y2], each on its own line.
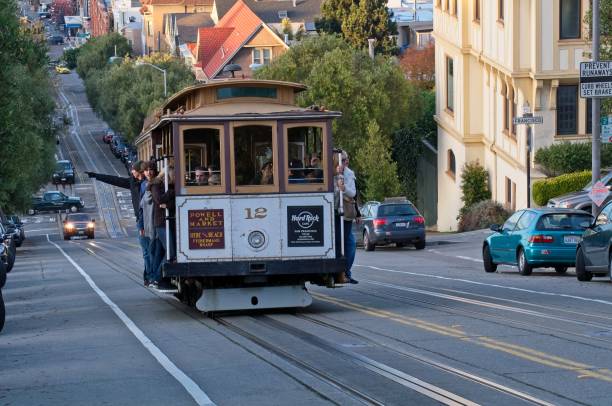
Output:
[3, 43, 612, 406]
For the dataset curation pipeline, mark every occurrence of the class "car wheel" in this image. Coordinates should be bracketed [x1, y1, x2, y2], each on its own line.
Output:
[69, 205, 78, 213]
[87, 232, 94, 239]
[414, 241, 426, 250]
[0, 290, 5, 333]
[517, 248, 533, 276]
[575, 246, 593, 281]
[364, 231, 375, 251]
[0, 261, 6, 289]
[64, 235, 70, 241]
[483, 245, 497, 273]
[554, 266, 568, 274]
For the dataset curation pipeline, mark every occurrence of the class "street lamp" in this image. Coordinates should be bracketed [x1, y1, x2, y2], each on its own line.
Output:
[135, 61, 167, 97]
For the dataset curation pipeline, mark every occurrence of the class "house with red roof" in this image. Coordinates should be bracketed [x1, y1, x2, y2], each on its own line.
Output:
[192, 0, 288, 81]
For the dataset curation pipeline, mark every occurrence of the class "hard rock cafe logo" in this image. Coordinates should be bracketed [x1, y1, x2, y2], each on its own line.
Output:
[292, 211, 319, 229]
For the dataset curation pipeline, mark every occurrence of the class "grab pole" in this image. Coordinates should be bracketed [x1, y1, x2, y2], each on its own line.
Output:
[163, 156, 170, 261]
[338, 151, 344, 257]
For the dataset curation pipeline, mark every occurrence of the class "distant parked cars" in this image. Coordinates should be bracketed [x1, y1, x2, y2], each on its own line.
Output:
[0, 222, 16, 273]
[110, 136, 126, 157]
[52, 160, 75, 184]
[575, 200, 612, 281]
[63, 213, 95, 240]
[547, 171, 612, 211]
[354, 198, 426, 251]
[29, 191, 84, 214]
[47, 34, 63, 45]
[103, 129, 114, 144]
[7, 216, 25, 247]
[483, 209, 592, 275]
[55, 65, 70, 74]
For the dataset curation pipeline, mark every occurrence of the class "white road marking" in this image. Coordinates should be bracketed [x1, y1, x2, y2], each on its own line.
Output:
[47, 235, 215, 406]
[428, 249, 483, 263]
[355, 264, 612, 306]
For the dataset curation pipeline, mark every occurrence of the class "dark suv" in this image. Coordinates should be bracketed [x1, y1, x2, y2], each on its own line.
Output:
[52, 160, 75, 184]
[354, 198, 426, 251]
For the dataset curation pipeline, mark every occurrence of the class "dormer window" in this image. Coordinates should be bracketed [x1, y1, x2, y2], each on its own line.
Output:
[253, 48, 272, 65]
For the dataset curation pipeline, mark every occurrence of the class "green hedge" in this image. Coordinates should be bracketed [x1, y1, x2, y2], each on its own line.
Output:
[535, 142, 612, 177]
[532, 170, 592, 206]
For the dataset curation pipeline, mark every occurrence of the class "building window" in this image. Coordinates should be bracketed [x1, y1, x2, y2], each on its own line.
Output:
[586, 99, 593, 134]
[560, 0, 581, 39]
[474, 0, 480, 22]
[453, 0, 457, 15]
[503, 94, 509, 132]
[505, 177, 516, 210]
[498, 0, 504, 21]
[147, 20, 152, 37]
[557, 85, 578, 135]
[444, 0, 449, 11]
[512, 99, 517, 135]
[252, 48, 272, 65]
[446, 56, 454, 112]
[447, 149, 456, 179]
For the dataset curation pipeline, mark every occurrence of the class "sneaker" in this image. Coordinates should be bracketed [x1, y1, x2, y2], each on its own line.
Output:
[349, 278, 359, 284]
[148, 281, 159, 289]
[144, 280, 150, 287]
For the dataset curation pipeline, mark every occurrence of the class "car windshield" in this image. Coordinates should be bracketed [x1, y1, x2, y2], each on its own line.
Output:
[536, 213, 592, 230]
[56, 162, 72, 171]
[67, 214, 90, 221]
[582, 171, 612, 190]
[377, 204, 418, 217]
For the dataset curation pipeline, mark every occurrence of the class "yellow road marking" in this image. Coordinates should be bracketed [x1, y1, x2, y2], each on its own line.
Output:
[314, 293, 612, 383]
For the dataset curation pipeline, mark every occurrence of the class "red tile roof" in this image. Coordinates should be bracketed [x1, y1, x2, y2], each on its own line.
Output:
[196, 0, 263, 79]
[141, 0, 213, 5]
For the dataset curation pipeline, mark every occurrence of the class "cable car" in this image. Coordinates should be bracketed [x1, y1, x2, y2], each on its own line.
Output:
[135, 80, 347, 312]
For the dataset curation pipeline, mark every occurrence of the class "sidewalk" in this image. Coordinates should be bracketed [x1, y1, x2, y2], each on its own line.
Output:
[426, 228, 491, 246]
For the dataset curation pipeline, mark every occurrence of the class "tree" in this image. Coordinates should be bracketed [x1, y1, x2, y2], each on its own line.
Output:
[0, 0, 56, 211]
[460, 161, 491, 212]
[399, 44, 435, 89]
[319, 0, 397, 54]
[76, 32, 131, 79]
[356, 121, 402, 201]
[255, 34, 425, 200]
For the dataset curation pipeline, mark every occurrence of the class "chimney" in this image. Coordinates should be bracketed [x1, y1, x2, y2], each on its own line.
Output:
[292, 0, 296, 7]
[367, 38, 376, 59]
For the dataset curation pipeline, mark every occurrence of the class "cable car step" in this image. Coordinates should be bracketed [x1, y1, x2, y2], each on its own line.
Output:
[196, 285, 312, 312]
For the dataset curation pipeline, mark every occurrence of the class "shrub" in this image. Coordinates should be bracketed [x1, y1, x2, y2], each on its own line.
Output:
[62, 47, 80, 69]
[458, 200, 513, 232]
[535, 142, 612, 177]
[532, 170, 592, 206]
[460, 161, 491, 210]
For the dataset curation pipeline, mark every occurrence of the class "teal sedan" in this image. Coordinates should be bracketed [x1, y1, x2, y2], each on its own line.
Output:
[483, 209, 593, 275]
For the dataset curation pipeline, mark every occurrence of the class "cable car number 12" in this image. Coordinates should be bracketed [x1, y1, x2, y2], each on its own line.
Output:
[245, 208, 267, 219]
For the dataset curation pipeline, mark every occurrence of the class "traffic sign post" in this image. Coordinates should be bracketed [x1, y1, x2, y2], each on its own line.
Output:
[513, 106, 543, 208]
[580, 61, 612, 98]
[588, 181, 609, 207]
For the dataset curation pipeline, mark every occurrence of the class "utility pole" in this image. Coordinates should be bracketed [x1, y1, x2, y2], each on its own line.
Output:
[591, 0, 601, 215]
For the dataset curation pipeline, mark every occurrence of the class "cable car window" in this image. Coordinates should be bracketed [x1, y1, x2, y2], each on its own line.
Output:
[234, 125, 274, 186]
[183, 128, 222, 187]
[287, 126, 324, 184]
[217, 87, 277, 100]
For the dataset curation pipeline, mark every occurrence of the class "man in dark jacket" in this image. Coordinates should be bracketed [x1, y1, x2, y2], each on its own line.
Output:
[85, 161, 151, 284]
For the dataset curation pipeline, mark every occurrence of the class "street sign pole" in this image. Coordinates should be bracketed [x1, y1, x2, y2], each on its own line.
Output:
[527, 124, 532, 208]
[592, 0, 601, 216]
[514, 104, 542, 209]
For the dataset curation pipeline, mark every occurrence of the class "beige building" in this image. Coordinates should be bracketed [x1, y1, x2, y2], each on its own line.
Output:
[434, 0, 593, 231]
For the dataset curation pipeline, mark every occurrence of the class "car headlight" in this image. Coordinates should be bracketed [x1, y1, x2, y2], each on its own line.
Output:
[65, 223, 74, 229]
[0, 243, 6, 256]
[87, 222, 95, 228]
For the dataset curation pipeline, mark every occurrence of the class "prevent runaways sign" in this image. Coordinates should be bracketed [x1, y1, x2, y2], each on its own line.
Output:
[580, 61, 612, 98]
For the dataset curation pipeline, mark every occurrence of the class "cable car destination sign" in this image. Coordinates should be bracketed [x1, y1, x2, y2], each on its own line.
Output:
[580, 61, 612, 98]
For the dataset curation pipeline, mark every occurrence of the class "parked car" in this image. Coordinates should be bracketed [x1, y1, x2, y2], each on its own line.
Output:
[112, 137, 127, 158]
[354, 198, 426, 251]
[29, 191, 84, 214]
[0, 223, 15, 273]
[8, 216, 25, 246]
[125, 149, 138, 170]
[547, 171, 612, 211]
[575, 199, 612, 281]
[103, 129, 114, 144]
[121, 145, 136, 163]
[52, 160, 75, 184]
[1, 216, 23, 248]
[47, 34, 63, 44]
[483, 209, 592, 275]
[63, 213, 95, 240]
[0, 242, 7, 288]
[55, 65, 70, 74]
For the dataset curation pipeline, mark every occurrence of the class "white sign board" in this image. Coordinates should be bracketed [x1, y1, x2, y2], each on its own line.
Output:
[513, 116, 543, 125]
[602, 124, 612, 144]
[588, 181, 610, 207]
[580, 61, 612, 98]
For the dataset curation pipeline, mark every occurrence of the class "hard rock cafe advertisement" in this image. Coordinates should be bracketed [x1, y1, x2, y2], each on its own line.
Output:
[287, 206, 324, 247]
[188, 209, 225, 249]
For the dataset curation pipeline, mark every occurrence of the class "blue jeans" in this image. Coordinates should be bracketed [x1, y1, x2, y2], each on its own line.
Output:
[344, 220, 356, 278]
[138, 234, 151, 282]
[148, 236, 164, 283]
[155, 226, 174, 278]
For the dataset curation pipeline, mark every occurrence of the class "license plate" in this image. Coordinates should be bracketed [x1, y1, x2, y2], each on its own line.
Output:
[395, 222, 407, 228]
[78, 231, 85, 235]
[564, 235, 580, 244]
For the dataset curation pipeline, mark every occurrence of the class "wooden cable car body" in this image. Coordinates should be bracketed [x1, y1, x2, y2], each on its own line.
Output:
[136, 79, 346, 311]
